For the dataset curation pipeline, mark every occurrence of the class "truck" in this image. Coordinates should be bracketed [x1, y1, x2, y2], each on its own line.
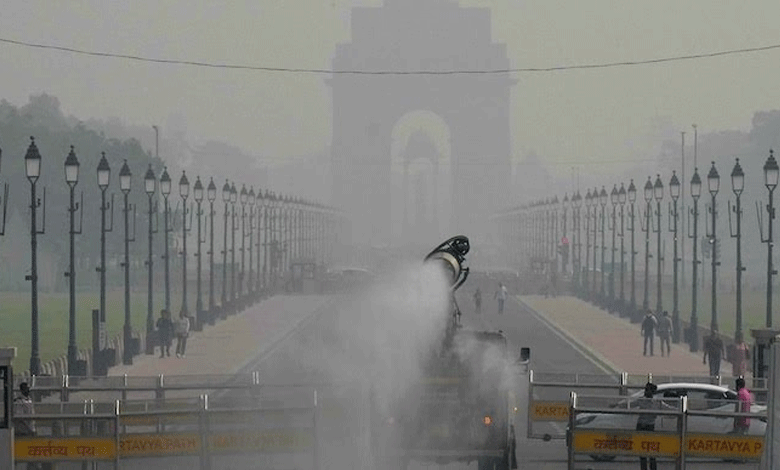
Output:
[369, 236, 519, 470]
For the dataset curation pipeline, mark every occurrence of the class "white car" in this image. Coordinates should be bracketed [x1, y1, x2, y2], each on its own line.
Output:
[572, 382, 766, 462]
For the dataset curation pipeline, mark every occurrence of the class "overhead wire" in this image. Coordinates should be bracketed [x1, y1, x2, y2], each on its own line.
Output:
[1, 36, 780, 75]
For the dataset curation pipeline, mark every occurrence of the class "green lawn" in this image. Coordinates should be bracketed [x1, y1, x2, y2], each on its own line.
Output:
[0, 290, 190, 371]
[590, 276, 779, 339]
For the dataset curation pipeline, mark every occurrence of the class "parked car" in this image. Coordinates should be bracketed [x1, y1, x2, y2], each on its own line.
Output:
[572, 382, 766, 462]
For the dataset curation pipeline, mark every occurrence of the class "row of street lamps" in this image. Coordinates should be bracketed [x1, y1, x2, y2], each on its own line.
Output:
[0, 137, 346, 376]
[494, 152, 780, 367]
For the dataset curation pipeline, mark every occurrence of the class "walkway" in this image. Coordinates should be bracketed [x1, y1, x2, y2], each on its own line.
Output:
[109, 294, 332, 377]
[519, 295, 748, 381]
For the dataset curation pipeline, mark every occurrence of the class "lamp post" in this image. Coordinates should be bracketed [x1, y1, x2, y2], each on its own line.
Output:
[707, 161, 720, 332]
[572, 192, 582, 294]
[688, 168, 702, 351]
[25, 137, 45, 376]
[762, 151, 779, 328]
[628, 180, 637, 320]
[239, 185, 248, 300]
[598, 187, 607, 304]
[263, 191, 271, 295]
[255, 189, 263, 296]
[654, 174, 664, 314]
[193, 176, 205, 331]
[143, 165, 157, 354]
[247, 187, 255, 300]
[220, 180, 230, 318]
[642, 177, 653, 315]
[160, 167, 172, 313]
[669, 172, 681, 343]
[562, 194, 568, 276]
[207, 178, 217, 325]
[592, 188, 599, 298]
[729, 159, 745, 341]
[120, 160, 135, 365]
[179, 171, 191, 318]
[618, 184, 627, 315]
[584, 190, 592, 299]
[230, 183, 238, 306]
[97, 154, 111, 323]
[608, 186, 618, 310]
[65, 146, 82, 374]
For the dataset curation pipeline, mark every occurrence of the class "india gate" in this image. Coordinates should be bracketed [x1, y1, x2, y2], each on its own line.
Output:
[330, 0, 514, 247]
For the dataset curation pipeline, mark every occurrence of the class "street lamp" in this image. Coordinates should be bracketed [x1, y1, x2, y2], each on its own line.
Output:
[609, 185, 618, 311]
[160, 167, 172, 313]
[669, 171, 681, 343]
[627, 180, 638, 321]
[239, 185, 248, 300]
[25, 137, 45, 376]
[94, 152, 112, 374]
[220, 180, 230, 319]
[256, 189, 264, 295]
[584, 190, 592, 299]
[207, 178, 217, 326]
[143, 165, 157, 354]
[247, 187, 255, 300]
[654, 174, 664, 315]
[179, 171, 191, 318]
[599, 187, 607, 303]
[193, 176, 205, 331]
[642, 177, 653, 315]
[707, 162, 720, 332]
[572, 192, 582, 294]
[729, 158, 745, 342]
[762, 151, 779, 328]
[64, 146, 83, 374]
[119, 160, 136, 365]
[230, 183, 238, 306]
[617, 184, 627, 316]
[562, 194, 569, 276]
[688, 168, 702, 351]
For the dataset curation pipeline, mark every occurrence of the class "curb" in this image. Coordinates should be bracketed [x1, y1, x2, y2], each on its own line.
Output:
[514, 296, 621, 376]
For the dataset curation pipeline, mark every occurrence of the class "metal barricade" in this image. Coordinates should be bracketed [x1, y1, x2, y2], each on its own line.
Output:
[567, 392, 766, 469]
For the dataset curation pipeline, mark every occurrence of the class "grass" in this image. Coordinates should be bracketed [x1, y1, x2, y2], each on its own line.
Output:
[0, 289, 193, 371]
[589, 275, 779, 339]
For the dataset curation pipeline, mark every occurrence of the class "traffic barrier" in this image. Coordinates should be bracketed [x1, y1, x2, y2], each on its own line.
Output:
[12, 389, 319, 468]
[526, 369, 767, 441]
[566, 392, 766, 469]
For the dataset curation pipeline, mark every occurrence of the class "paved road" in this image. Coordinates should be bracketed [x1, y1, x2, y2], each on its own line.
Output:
[111, 275, 759, 469]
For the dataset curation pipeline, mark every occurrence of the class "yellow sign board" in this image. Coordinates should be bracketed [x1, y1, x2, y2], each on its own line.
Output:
[573, 430, 680, 457]
[686, 433, 763, 460]
[530, 401, 569, 421]
[119, 434, 200, 457]
[209, 428, 313, 454]
[15, 438, 116, 461]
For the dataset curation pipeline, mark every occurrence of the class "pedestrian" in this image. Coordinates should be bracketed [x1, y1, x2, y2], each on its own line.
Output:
[731, 331, 751, 378]
[703, 328, 725, 378]
[13, 382, 35, 437]
[175, 311, 190, 358]
[636, 382, 659, 470]
[641, 310, 657, 356]
[734, 376, 753, 434]
[657, 311, 673, 357]
[155, 309, 173, 358]
[473, 288, 482, 315]
[494, 283, 507, 315]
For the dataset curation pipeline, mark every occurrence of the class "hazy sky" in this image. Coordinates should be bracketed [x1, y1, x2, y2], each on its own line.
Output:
[2, 1, 780, 178]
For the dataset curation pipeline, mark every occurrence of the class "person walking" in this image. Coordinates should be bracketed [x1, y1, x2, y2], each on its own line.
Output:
[734, 376, 753, 435]
[155, 309, 173, 358]
[175, 312, 190, 358]
[494, 283, 507, 315]
[657, 311, 673, 357]
[703, 329, 725, 378]
[641, 310, 657, 356]
[473, 288, 482, 315]
[731, 332, 751, 378]
[636, 382, 659, 470]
